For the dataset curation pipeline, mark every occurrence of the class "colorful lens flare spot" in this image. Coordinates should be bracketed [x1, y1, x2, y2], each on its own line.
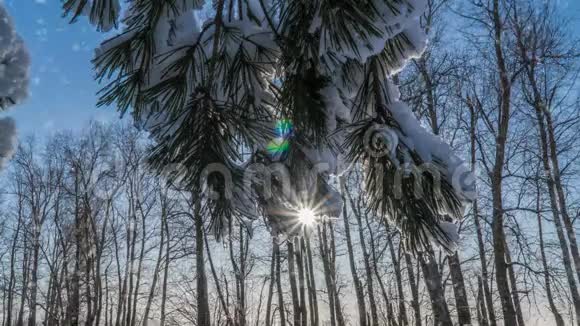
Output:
[267, 138, 290, 155]
[275, 119, 294, 138]
[267, 120, 293, 159]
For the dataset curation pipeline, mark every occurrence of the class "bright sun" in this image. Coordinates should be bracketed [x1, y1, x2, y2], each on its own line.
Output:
[297, 208, 317, 227]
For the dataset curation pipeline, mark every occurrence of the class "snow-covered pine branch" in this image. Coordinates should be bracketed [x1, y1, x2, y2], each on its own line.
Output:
[73, 0, 474, 252]
[0, 117, 16, 169]
[0, 4, 30, 170]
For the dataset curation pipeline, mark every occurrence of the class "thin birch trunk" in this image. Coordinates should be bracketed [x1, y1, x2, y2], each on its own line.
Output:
[274, 240, 286, 326]
[466, 96, 497, 326]
[348, 191, 379, 326]
[287, 239, 301, 326]
[194, 199, 211, 326]
[305, 236, 319, 326]
[296, 239, 307, 326]
[265, 239, 277, 326]
[504, 243, 525, 326]
[419, 251, 452, 326]
[477, 277, 489, 326]
[512, 13, 580, 322]
[536, 181, 565, 326]
[385, 226, 408, 326]
[160, 207, 171, 326]
[328, 223, 346, 326]
[339, 176, 367, 326]
[489, 0, 518, 323]
[318, 224, 337, 326]
[448, 253, 471, 324]
[5, 202, 23, 326]
[207, 233, 232, 325]
[545, 109, 580, 288]
[142, 201, 167, 326]
[404, 253, 420, 326]
[521, 57, 580, 324]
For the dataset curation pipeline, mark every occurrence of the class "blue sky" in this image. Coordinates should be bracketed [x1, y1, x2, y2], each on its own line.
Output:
[2, 0, 579, 137]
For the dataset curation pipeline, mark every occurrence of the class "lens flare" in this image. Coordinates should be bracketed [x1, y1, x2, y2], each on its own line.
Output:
[275, 119, 294, 138]
[266, 138, 290, 155]
[267, 119, 294, 159]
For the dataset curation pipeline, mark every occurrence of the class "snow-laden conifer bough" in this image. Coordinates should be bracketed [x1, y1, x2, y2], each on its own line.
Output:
[64, 0, 475, 253]
[0, 4, 30, 170]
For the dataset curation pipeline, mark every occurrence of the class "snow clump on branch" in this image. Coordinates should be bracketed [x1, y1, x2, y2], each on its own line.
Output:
[0, 4, 30, 170]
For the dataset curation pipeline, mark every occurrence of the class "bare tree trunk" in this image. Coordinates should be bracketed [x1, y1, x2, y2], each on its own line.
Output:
[522, 63, 580, 325]
[448, 253, 471, 324]
[419, 251, 452, 326]
[366, 212, 398, 326]
[2, 280, 5, 326]
[318, 223, 337, 326]
[28, 223, 41, 326]
[349, 193, 379, 326]
[194, 199, 211, 326]
[66, 174, 81, 326]
[45, 242, 62, 326]
[142, 199, 167, 326]
[384, 226, 408, 326]
[53, 266, 66, 326]
[490, 120, 517, 326]
[296, 239, 307, 326]
[255, 278, 268, 326]
[504, 243, 525, 326]
[274, 240, 286, 326]
[511, 9, 580, 320]
[420, 55, 471, 325]
[541, 130, 580, 325]
[489, 0, 518, 323]
[105, 272, 110, 326]
[129, 200, 147, 326]
[207, 233, 232, 325]
[339, 176, 367, 326]
[113, 218, 128, 326]
[22, 163, 50, 326]
[404, 253, 419, 326]
[240, 225, 248, 326]
[85, 245, 94, 326]
[466, 97, 497, 326]
[477, 277, 489, 326]
[16, 245, 30, 326]
[229, 221, 247, 326]
[94, 203, 112, 326]
[266, 239, 277, 326]
[536, 181, 565, 326]
[328, 223, 346, 326]
[545, 109, 580, 284]
[125, 206, 137, 326]
[287, 239, 301, 326]
[160, 208, 171, 326]
[5, 204, 23, 326]
[305, 237, 319, 326]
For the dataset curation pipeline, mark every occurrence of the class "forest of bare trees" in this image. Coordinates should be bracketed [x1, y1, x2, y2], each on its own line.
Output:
[1, 0, 580, 325]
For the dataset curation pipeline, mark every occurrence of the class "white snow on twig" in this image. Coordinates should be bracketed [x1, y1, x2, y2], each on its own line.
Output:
[0, 5, 30, 108]
[0, 4, 30, 171]
[0, 117, 16, 169]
